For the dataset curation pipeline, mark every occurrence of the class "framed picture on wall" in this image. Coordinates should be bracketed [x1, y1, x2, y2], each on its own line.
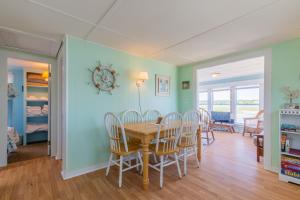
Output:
[182, 81, 190, 89]
[155, 74, 170, 96]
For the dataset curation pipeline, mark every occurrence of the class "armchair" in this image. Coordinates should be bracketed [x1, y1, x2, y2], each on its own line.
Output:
[243, 110, 264, 136]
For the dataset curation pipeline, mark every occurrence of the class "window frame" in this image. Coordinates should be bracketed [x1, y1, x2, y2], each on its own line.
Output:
[196, 83, 263, 125]
[235, 85, 261, 124]
[212, 88, 231, 113]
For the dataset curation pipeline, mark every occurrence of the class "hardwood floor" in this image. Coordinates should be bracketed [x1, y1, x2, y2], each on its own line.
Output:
[8, 142, 48, 164]
[1, 132, 299, 200]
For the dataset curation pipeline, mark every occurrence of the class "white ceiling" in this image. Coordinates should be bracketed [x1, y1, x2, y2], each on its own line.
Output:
[0, 0, 299, 64]
[197, 56, 264, 83]
[7, 58, 49, 71]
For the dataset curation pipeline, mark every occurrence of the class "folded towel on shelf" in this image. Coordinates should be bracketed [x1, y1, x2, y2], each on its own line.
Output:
[26, 124, 48, 134]
[41, 105, 48, 115]
[26, 106, 42, 116]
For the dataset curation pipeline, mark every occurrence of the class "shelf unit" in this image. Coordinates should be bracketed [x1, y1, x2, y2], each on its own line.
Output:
[279, 109, 300, 184]
[24, 72, 49, 145]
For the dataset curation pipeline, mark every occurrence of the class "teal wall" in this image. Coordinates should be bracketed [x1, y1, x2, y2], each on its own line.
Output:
[177, 38, 300, 169]
[65, 36, 177, 172]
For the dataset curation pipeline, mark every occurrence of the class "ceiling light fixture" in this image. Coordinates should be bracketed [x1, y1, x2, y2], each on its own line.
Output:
[211, 72, 221, 78]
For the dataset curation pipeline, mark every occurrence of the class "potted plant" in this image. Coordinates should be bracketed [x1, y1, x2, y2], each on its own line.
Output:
[282, 86, 300, 109]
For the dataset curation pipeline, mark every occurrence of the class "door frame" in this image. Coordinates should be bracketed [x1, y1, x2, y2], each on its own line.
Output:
[193, 49, 273, 172]
[0, 50, 57, 167]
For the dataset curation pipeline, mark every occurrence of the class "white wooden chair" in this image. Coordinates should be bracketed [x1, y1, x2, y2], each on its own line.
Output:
[104, 112, 143, 188]
[149, 112, 182, 188]
[121, 110, 143, 145]
[121, 109, 144, 124]
[198, 108, 215, 144]
[178, 111, 200, 175]
[143, 109, 161, 122]
[143, 109, 162, 163]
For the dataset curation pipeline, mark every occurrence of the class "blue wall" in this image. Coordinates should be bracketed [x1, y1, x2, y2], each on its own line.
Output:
[8, 68, 24, 135]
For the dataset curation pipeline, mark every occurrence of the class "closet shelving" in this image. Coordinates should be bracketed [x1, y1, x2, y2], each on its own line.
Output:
[279, 109, 300, 184]
[24, 72, 48, 145]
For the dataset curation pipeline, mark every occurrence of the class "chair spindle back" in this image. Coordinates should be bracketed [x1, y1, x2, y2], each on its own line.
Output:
[143, 110, 161, 122]
[179, 111, 199, 147]
[155, 112, 182, 154]
[104, 112, 128, 153]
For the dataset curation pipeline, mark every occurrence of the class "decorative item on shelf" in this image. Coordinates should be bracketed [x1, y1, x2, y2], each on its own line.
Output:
[281, 134, 287, 152]
[136, 71, 149, 113]
[281, 86, 300, 109]
[182, 81, 190, 89]
[88, 61, 119, 95]
[155, 74, 170, 96]
[286, 139, 291, 153]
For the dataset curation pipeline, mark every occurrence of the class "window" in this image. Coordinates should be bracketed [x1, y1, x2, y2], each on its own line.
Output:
[198, 91, 208, 110]
[236, 87, 260, 124]
[212, 89, 230, 112]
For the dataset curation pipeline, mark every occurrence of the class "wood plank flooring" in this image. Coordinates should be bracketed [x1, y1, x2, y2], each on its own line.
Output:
[8, 142, 48, 164]
[1, 132, 299, 200]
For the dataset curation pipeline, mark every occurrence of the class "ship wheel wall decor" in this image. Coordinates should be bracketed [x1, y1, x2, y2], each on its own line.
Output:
[88, 61, 120, 94]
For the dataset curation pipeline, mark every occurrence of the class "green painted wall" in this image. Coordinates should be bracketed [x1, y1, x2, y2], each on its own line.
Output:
[270, 39, 300, 167]
[177, 38, 300, 169]
[65, 36, 177, 172]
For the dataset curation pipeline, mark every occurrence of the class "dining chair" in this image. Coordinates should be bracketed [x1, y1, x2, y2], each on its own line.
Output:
[198, 108, 215, 144]
[143, 109, 162, 163]
[143, 109, 161, 122]
[121, 109, 143, 145]
[178, 111, 200, 175]
[104, 112, 143, 187]
[149, 112, 182, 188]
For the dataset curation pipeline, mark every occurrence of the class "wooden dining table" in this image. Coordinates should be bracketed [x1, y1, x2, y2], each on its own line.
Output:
[123, 122, 202, 190]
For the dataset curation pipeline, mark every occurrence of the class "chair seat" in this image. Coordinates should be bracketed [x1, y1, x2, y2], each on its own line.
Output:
[112, 143, 141, 156]
[149, 143, 179, 156]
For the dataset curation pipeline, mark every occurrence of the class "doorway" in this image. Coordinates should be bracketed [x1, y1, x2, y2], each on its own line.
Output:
[7, 58, 51, 164]
[193, 50, 272, 171]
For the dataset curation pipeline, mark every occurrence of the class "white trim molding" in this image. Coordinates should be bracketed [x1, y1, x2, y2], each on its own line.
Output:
[193, 49, 273, 172]
[0, 56, 8, 167]
[61, 162, 108, 180]
[0, 47, 57, 167]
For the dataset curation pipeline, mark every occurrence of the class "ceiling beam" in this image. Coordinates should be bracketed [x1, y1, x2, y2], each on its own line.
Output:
[28, 0, 96, 26]
[84, 0, 119, 39]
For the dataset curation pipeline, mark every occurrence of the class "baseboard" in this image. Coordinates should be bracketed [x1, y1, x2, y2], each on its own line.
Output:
[271, 166, 279, 173]
[264, 162, 279, 174]
[61, 162, 108, 180]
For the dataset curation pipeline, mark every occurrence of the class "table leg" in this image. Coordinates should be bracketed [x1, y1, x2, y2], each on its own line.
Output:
[141, 137, 150, 190]
[197, 127, 202, 162]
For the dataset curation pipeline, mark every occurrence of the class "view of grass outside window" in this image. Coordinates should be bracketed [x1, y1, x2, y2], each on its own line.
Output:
[198, 91, 208, 110]
[212, 89, 230, 112]
[236, 87, 260, 124]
